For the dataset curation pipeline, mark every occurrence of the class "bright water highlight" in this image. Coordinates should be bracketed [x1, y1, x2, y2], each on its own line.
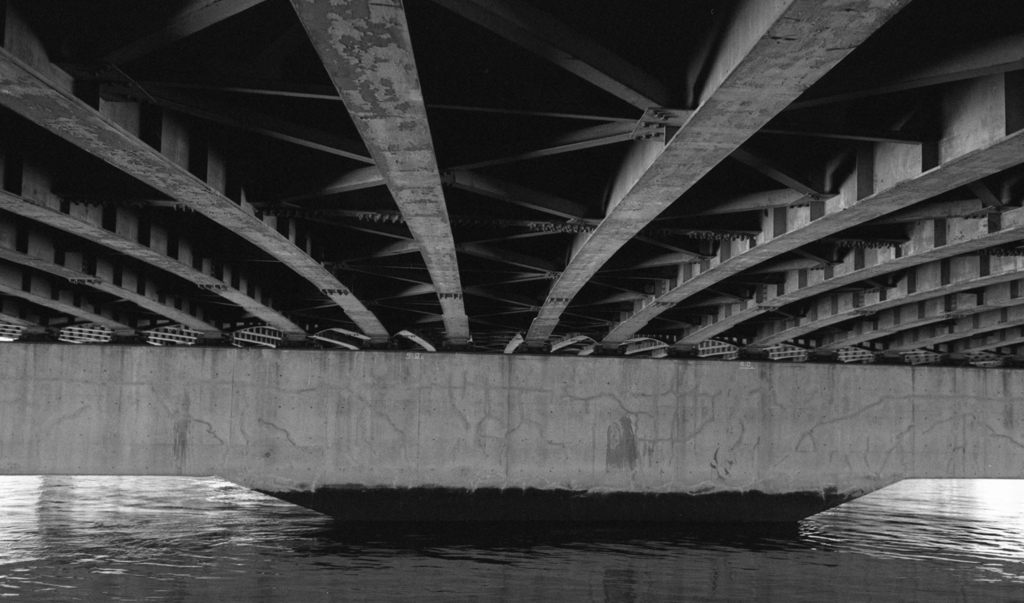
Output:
[1, 477, 1023, 601]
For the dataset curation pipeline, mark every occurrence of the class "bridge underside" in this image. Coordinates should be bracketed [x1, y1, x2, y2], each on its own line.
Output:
[2, 344, 1022, 521]
[0, 1, 1022, 370]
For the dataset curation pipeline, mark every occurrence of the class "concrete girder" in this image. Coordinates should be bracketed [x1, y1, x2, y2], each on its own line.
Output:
[291, 0, 468, 344]
[812, 274, 1024, 352]
[103, 0, 269, 65]
[0, 222, 220, 336]
[885, 303, 1024, 353]
[0, 190, 301, 336]
[615, 72, 1024, 347]
[0, 262, 130, 331]
[951, 325, 1024, 355]
[0, 296, 38, 327]
[427, 0, 671, 110]
[524, 0, 911, 346]
[746, 204, 1024, 349]
[0, 22, 388, 340]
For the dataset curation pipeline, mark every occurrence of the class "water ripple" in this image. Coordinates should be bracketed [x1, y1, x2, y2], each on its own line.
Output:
[1, 477, 1023, 601]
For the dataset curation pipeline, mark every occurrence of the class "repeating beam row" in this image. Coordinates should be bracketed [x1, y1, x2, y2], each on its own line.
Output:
[613, 71, 1024, 347]
[0, 217, 219, 335]
[526, 0, 912, 346]
[0, 4, 389, 341]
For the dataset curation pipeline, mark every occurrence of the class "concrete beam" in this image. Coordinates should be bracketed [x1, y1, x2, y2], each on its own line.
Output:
[0, 190, 301, 335]
[0, 33, 387, 340]
[104, 0, 269, 65]
[0, 225, 219, 335]
[3, 345, 1024, 520]
[524, 0, 910, 346]
[612, 72, 1024, 346]
[884, 303, 1024, 353]
[777, 264, 1024, 352]
[428, 0, 671, 110]
[291, 0, 468, 343]
[951, 325, 1024, 355]
[0, 263, 130, 330]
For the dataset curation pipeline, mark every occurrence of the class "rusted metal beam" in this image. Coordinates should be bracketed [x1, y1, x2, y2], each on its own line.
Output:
[427, 0, 671, 110]
[104, 0, 269, 65]
[291, 0, 468, 343]
[0, 42, 388, 340]
[525, 0, 911, 346]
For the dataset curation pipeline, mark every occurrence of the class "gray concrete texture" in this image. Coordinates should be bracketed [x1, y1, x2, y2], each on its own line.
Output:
[1, 344, 1022, 499]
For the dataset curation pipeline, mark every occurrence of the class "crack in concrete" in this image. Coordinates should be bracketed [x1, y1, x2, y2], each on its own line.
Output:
[258, 418, 298, 447]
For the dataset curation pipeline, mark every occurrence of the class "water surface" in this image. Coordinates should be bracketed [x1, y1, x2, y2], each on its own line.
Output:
[1, 477, 1023, 601]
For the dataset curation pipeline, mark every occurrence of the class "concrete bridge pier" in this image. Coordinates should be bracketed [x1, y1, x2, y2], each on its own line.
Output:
[1, 344, 1021, 522]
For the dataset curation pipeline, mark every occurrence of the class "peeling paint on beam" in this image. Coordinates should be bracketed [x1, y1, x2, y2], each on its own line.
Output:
[291, 0, 467, 343]
[525, 0, 911, 346]
[0, 47, 387, 341]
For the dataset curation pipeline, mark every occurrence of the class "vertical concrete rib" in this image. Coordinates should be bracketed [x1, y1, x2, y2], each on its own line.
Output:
[523, 0, 912, 346]
[0, 47, 389, 341]
[291, 0, 470, 344]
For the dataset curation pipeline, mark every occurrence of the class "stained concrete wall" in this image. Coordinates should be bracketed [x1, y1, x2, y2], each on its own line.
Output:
[0, 344, 1022, 498]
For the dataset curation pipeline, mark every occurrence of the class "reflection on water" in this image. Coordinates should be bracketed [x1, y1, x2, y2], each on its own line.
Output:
[1, 477, 1023, 601]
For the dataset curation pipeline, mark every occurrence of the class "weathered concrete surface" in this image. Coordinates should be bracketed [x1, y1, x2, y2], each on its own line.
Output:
[2, 345, 1023, 503]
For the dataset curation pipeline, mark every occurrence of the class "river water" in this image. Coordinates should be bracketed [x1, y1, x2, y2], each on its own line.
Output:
[1, 478, 1023, 601]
